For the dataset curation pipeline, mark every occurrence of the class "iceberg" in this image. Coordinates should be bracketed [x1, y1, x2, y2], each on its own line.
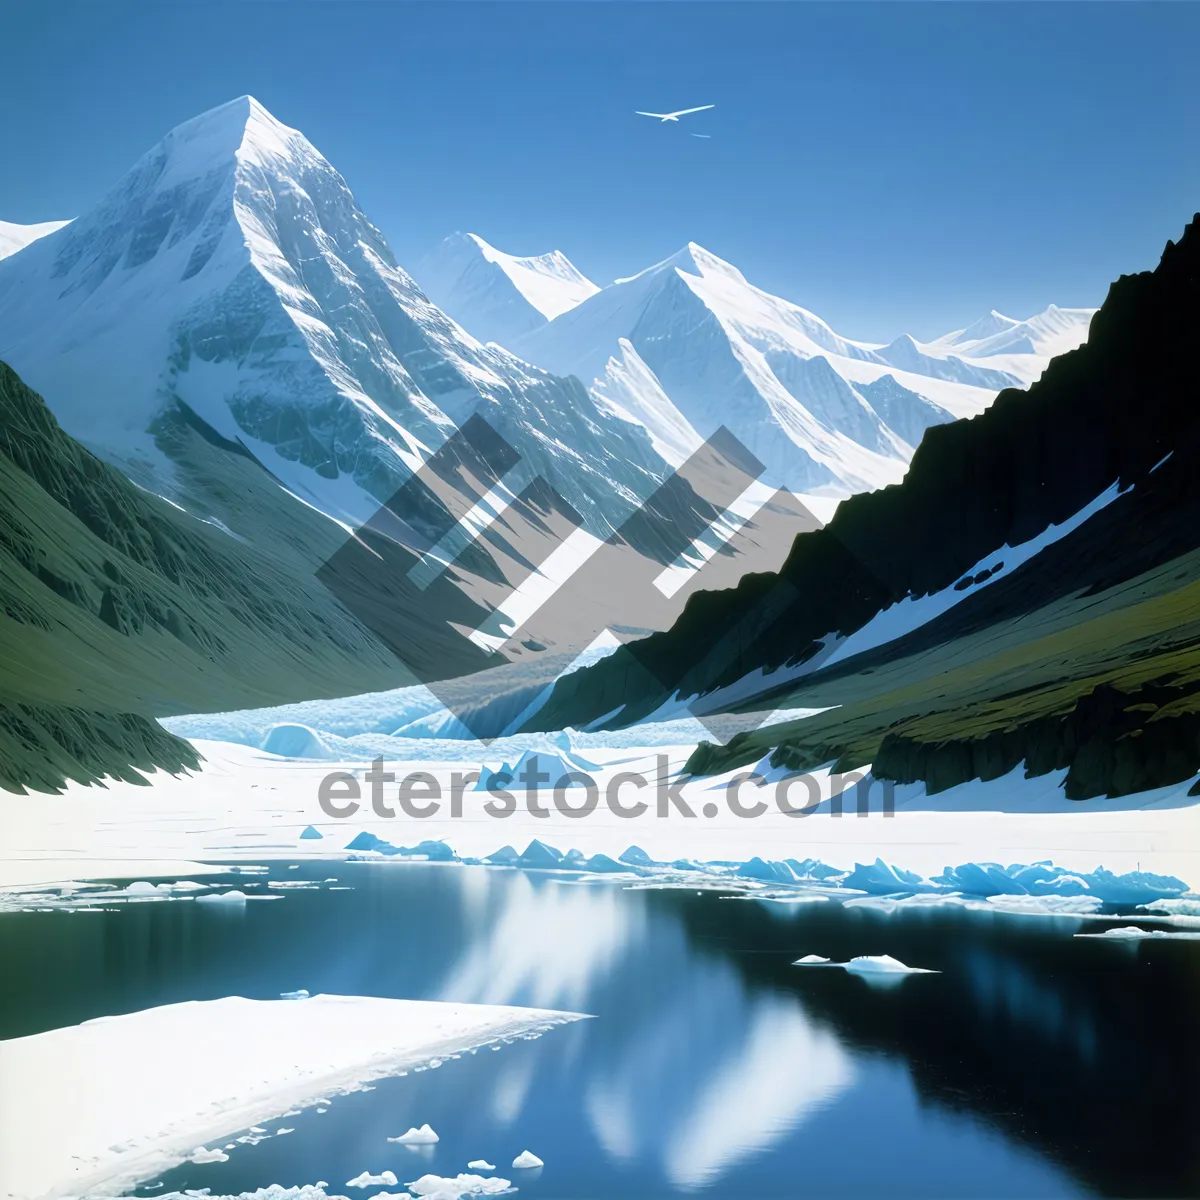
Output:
[407, 1173, 513, 1196]
[189, 1146, 229, 1163]
[347, 1170, 399, 1188]
[511, 1150, 544, 1168]
[467, 1160, 496, 1171]
[389, 1124, 439, 1144]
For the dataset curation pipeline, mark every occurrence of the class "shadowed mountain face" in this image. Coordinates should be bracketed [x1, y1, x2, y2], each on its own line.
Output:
[0, 360, 421, 793]
[527, 215, 1200, 800]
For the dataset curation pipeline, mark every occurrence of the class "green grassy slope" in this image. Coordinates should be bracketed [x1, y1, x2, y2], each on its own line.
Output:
[0, 361, 411, 793]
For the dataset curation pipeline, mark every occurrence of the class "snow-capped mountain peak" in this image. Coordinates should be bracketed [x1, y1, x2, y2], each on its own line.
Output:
[415, 230, 598, 346]
[0, 218, 72, 261]
[0, 96, 673, 543]
[943, 309, 1020, 346]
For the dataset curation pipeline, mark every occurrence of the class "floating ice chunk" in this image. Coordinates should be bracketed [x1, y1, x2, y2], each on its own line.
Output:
[189, 1146, 229, 1163]
[845, 955, 936, 975]
[619, 846, 654, 867]
[511, 1150, 543, 1168]
[347, 1170, 399, 1187]
[842, 858, 938, 895]
[276, 1127, 295, 1135]
[1076, 925, 1200, 941]
[467, 1160, 496, 1170]
[518, 839, 563, 869]
[389, 1124, 439, 1144]
[793, 954, 831, 965]
[407, 1173, 512, 1195]
[280, 989, 311, 1000]
[195, 889, 248, 904]
[1139, 897, 1200, 917]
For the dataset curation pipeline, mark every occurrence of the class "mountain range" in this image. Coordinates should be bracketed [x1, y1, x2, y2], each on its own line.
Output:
[0, 97, 683, 548]
[417, 231, 600, 347]
[419, 233, 1094, 493]
[527, 213, 1200, 801]
[1, 93, 1150, 801]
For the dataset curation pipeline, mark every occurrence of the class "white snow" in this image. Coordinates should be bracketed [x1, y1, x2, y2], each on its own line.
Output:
[513, 240, 1091, 495]
[0, 98, 672, 544]
[0, 218, 71, 261]
[822, 482, 1126, 667]
[388, 1124, 439, 1144]
[510, 1151, 543, 1169]
[0, 994, 585, 1200]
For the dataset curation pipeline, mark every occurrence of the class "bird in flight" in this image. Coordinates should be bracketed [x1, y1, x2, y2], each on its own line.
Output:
[635, 105, 715, 123]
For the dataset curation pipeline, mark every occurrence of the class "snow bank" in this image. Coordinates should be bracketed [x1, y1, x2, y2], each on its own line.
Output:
[0, 995, 586, 1200]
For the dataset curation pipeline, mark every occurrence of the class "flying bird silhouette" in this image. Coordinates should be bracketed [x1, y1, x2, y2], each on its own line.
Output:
[635, 105, 715, 123]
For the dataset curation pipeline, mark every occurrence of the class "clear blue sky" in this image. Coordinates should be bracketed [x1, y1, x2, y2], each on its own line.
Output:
[2, 2, 1197, 341]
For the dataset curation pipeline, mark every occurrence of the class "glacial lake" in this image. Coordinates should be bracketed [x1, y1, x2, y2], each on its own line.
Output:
[2, 861, 1198, 1198]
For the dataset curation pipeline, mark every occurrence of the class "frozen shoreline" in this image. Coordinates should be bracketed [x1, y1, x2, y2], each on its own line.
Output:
[1, 740, 1196, 893]
[0, 994, 586, 1200]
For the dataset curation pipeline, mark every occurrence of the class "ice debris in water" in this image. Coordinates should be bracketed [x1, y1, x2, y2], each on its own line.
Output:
[347, 1170, 399, 1188]
[407, 1174, 513, 1196]
[196, 889, 249, 904]
[467, 1160, 496, 1170]
[794, 954, 937, 975]
[511, 1150, 544, 1168]
[389, 1123, 439, 1144]
[1075, 925, 1200, 941]
[280, 989, 310, 1000]
[189, 1146, 230, 1163]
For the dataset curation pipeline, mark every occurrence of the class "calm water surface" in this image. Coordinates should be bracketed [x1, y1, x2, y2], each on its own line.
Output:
[1, 861, 1198, 1198]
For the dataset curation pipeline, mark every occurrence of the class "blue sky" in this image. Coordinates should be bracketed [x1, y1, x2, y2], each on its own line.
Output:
[2, 1, 1197, 341]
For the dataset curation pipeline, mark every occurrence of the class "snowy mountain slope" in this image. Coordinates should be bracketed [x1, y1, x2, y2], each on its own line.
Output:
[416, 231, 599, 345]
[0, 218, 71, 261]
[0, 98, 673, 543]
[512, 244, 974, 493]
[513, 241, 1095, 496]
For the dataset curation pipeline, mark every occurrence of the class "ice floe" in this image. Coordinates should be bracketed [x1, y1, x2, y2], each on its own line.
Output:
[511, 1150, 544, 1168]
[794, 954, 938, 978]
[347, 1169, 399, 1187]
[0, 994, 586, 1199]
[389, 1123, 439, 1144]
[407, 1172, 513, 1195]
[188, 1146, 229, 1163]
[1075, 925, 1200, 941]
[467, 1160, 496, 1170]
